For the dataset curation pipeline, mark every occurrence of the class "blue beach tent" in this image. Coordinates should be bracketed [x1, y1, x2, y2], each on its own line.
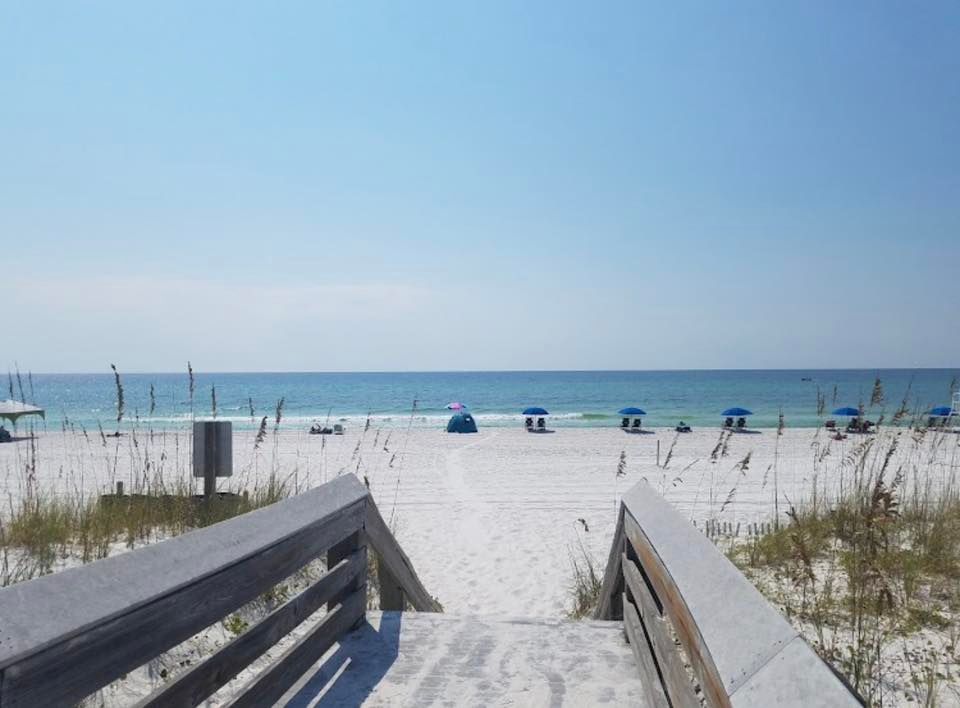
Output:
[618, 407, 647, 416]
[721, 407, 752, 417]
[446, 413, 478, 433]
[522, 407, 549, 416]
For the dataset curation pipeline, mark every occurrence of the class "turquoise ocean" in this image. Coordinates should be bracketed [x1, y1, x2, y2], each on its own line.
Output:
[9, 369, 958, 431]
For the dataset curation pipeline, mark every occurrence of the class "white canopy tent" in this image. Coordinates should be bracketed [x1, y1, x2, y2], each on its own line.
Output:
[0, 400, 45, 425]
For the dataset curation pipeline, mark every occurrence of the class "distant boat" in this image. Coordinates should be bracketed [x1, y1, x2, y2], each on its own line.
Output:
[801, 377, 813, 382]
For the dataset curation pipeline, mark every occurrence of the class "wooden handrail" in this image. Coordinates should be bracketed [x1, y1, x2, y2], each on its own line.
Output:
[597, 480, 864, 708]
[0, 474, 439, 707]
[364, 497, 442, 612]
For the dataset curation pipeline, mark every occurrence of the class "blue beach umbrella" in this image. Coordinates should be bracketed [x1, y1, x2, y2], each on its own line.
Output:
[832, 407, 861, 417]
[618, 407, 646, 416]
[722, 407, 752, 417]
[522, 406, 549, 416]
[929, 406, 956, 417]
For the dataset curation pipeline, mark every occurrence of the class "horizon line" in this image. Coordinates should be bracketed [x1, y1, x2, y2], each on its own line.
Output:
[14, 366, 958, 377]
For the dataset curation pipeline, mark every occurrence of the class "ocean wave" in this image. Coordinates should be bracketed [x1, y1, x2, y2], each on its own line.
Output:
[123, 410, 614, 429]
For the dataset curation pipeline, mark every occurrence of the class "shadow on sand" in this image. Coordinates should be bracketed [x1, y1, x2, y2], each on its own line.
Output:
[0, 435, 35, 443]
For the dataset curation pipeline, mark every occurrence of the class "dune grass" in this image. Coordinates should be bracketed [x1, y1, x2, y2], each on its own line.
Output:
[726, 425, 960, 706]
[1, 475, 291, 585]
[567, 536, 604, 619]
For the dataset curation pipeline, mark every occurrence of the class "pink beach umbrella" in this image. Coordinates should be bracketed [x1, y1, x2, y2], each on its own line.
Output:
[446, 402, 466, 411]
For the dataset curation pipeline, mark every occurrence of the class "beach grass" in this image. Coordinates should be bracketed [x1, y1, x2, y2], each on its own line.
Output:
[1, 474, 291, 584]
[566, 536, 604, 619]
[726, 425, 960, 705]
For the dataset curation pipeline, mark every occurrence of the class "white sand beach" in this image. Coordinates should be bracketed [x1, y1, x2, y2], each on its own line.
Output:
[3, 424, 957, 618]
[3, 423, 960, 705]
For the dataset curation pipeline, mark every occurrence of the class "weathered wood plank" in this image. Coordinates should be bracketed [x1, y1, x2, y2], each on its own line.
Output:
[327, 531, 361, 611]
[623, 554, 701, 708]
[623, 593, 670, 708]
[594, 506, 625, 620]
[730, 636, 866, 707]
[377, 555, 405, 611]
[136, 548, 366, 708]
[226, 586, 367, 708]
[363, 498, 441, 612]
[622, 551, 660, 622]
[622, 508, 728, 708]
[0, 491, 366, 707]
[619, 481, 863, 706]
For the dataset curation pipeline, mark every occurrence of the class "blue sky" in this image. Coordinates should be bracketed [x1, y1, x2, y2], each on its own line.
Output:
[2, 1, 958, 372]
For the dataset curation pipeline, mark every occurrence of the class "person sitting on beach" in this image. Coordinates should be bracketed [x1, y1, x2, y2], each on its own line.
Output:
[536, 417, 546, 430]
[736, 417, 746, 429]
[621, 417, 630, 429]
[0, 426, 10, 443]
[676, 421, 691, 433]
[524, 417, 534, 430]
[723, 417, 733, 428]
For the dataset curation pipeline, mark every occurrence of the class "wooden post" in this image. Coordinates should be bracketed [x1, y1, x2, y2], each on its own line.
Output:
[116, 481, 123, 496]
[377, 555, 405, 611]
[193, 421, 232, 501]
[327, 532, 363, 613]
[203, 469, 216, 499]
[657, 440, 661, 467]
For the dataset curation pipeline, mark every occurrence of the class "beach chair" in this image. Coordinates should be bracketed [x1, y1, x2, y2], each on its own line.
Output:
[621, 417, 630, 429]
[675, 422, 691, 433]
[631, 418, 642, 429]
[536, 417, 546, 431]
[333, 423, 344, 435]
[525, 417, 534, 431]
[735, 417, 746, 430]
[723, 417, 734, 429]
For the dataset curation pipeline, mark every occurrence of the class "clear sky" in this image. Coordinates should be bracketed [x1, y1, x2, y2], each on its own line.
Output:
[2, 2, 958, 372]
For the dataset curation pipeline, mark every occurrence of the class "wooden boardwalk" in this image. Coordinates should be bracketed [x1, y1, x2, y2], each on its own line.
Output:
[280, 612, 647, 706]
[0, 474, 864, 707]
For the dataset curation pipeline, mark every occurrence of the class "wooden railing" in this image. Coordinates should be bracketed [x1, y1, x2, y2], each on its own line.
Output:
[597, 480, 864, 708]
[0, 475, 439, 707]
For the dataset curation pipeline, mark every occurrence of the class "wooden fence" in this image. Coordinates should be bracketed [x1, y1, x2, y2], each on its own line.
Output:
[0, 475, 438, 707]
[597, 480, 864, 708]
